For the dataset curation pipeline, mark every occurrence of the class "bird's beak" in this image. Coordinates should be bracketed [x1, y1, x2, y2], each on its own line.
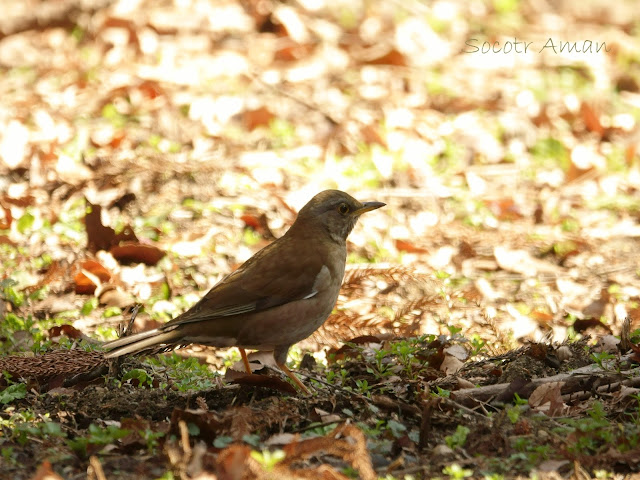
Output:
[352, 201, 386, 217]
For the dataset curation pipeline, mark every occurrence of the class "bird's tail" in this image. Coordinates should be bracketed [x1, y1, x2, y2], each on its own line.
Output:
[103, 327, 180, 358]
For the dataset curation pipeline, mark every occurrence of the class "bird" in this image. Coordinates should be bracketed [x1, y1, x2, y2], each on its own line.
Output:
[103, 190, 385, 393]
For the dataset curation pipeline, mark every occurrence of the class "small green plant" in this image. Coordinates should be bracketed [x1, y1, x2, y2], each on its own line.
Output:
[1, 447, 16, 466]
[447, 325, 462, 335]
[67, 423, 130, 458]
[325, 369, 337, 384]
[358, 419, 386, 439]
[513, 393, 528, 406]
[268, 119, 296, 149]
[445, 425, 470, 449]
[508, 439, 551, 471]
[326, 367, 349, 386]
[1, 279, 25, 308]
[16, 210, 36, 234]
[529, 137, 569, 171]
[386, 419, 407, 439]
[144, 353, 218, 391]
[242, 228, 262, 247]
[103, 306, 123, 318]
[0, 383, 27, 405]
[141, 428, 166, 453]
[302, 422, 338, 437]
[483, 474, 505, 480]
[591, 351, 616, 370]
[506, 405, 522, 424]
[434, 386, 451, 398]
[0, 412, 66, 446]
[242, 434, 261, 448]
[213, 436, 233, 448]
[101, 103, 128, 128]
[155, 472, 176, 480]
[250, 449, 285, 471]
[81, 297, 99, 315]
[443, 463, 473, 479]
[354, 379, 371, 395]
[0, 312, 47, 354]
[387, 336, 434, 377]
[121, 368, 154, 388]
[553, 401, 639, 456]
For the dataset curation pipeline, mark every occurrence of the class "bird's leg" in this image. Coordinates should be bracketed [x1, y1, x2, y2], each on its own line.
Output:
[239, 348, 252, 374]
[277, 361, 310, 395]
[274, 346, 311, 394]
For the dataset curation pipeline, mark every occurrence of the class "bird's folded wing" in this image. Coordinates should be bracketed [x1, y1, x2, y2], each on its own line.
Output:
[164, 237, 327, 327]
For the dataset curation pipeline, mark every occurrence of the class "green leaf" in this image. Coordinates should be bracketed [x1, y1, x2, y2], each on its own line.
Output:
[387, 419, 407, 438]
[213, 435, 233, 448]
[122, 369, 152, 386]
[242, 434, 261, 447]
[0, 383, 27, 404]
[81, 297, 99, 315]
[16, 212, 35, 234]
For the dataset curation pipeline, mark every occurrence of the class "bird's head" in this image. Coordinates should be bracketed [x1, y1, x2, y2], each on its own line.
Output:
[291, 190, 385, 243]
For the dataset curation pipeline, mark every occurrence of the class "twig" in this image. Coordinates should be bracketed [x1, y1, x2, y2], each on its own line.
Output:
[453, 354, 637, 405]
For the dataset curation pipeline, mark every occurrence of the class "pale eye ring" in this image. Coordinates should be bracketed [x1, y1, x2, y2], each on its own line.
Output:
[338, 203, 350, 215]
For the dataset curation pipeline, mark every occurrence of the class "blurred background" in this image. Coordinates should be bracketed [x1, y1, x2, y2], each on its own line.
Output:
[1, 0, 639, 362]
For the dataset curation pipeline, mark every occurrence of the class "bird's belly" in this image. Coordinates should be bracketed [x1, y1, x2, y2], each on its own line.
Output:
[235, 291, 338, 350]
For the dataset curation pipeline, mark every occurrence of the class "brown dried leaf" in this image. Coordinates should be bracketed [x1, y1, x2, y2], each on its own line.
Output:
[231, 373, 297, 394]
[240, 212, 275, 239]
[530, 310, 553, 325]
[137, 80, 165, 100]
[275, 41, 315, 61]
[216, 444, 258, 479]
[360, 124, 386, 147]
[440, 354, 463, 374]
[170, 409, 227, 444]
[484, 198, 524, 221]
[2, 193, 35, 207]
[625, 144, 636, 166]
[529, 382, 566, 416]
[281, 424, 375, 480]
[327, 335, 382, 362]
[120, 418, 170, 449]
[580, 102, 604, 136]
[109, 242, 165, 266]
[74, 259, 111, 295]
[395, 239, 429, 254]
[85, 199, 138, 254]
[24, 260, 69, 295]
[243, 107, 276, 131]
[567, 145, 605, 182]
[0, 204, 11, 229]
[572, 318, 612, 334]
[365, 48, 407, 66]
[48, 324, 83, 340]
[31, 461, 64, 480]
[0, 234, 16, 246]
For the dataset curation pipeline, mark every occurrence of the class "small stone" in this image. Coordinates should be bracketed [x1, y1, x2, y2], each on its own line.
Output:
[555, 345, 572, 361]
[432, 444, 454, 456]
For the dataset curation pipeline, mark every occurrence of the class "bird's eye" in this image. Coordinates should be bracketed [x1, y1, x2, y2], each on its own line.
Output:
[338, 203, 350, 215]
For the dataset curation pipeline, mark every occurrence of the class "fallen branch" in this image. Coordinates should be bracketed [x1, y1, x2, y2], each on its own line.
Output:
[452, 354, 637, 406]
